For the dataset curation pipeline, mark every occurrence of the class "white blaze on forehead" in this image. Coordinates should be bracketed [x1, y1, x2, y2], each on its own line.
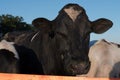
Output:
[64, 7, 82, 21]
[0, 40, 19, 59]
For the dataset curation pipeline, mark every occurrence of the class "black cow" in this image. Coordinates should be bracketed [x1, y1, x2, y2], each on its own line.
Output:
[0, 49, 19, 73]
[0, 40, 44, 74]
[15, 3, 113, 76]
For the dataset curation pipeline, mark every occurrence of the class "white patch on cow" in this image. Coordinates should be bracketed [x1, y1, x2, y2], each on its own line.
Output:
[31, 31, 40, 42]
[64, 7, 82, 22]
[0, 40, 19, 59]
[78, 39, 120, 77]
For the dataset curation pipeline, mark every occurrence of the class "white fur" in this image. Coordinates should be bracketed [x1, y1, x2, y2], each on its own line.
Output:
[0, 40, 19, 59]
[78, 39, 120, 78]
[64, 7, 82, 22]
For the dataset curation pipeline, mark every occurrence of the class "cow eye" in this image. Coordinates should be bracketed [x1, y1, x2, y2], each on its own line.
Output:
[49, 31, 55, 38]
[78, 15, 81, 19]
[78, 13, 82, 19]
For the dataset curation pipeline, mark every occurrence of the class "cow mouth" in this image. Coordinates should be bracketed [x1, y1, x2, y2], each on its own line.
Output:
[66, 61, 90, 75]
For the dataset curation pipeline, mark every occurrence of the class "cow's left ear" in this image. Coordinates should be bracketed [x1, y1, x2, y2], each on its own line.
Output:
[91, 18, 113, 34]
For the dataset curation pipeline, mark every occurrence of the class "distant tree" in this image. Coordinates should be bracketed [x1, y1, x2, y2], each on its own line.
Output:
[0, 14, 33, 37]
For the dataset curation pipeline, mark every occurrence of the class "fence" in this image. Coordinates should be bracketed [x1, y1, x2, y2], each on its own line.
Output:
[0, 73, 119, 80]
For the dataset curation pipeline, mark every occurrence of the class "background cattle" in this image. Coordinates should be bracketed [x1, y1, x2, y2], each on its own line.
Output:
[15, 3, 113, 76]
[78, 39, 120, 78]
[2, 30, 33, 42]
[0, 40, 44, 74]
[0, 40, 19, 73]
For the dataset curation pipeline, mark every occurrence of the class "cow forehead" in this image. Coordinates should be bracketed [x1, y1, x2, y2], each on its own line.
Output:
[64, 7, 82, 22]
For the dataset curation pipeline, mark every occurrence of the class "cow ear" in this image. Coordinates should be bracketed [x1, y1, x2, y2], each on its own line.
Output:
[32, 18, 51, 30]
[32, 18, 55, 38]
[91, 18, 113, 34]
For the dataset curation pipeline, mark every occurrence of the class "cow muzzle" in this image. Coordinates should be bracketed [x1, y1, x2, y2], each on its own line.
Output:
[65, 60, 90, 76]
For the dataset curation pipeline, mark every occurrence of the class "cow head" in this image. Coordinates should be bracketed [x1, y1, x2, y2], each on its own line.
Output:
[54, 3, 113, 75]
[32, 3, 113, 75]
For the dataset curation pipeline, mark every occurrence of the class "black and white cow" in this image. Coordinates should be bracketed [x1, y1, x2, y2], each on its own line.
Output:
[2, 31, 33, 42]
[78, 39, 120, 78]
[15, 3, 113, 76]
[0, 40, 44, 74]
[0, 40, 19, 73]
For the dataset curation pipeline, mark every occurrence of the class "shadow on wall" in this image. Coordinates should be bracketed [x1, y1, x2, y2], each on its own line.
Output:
[109, 62, 120, 78]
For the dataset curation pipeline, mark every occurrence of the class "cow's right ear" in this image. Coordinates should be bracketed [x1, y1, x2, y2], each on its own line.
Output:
[91, 18, 113, 34]
[32, 18, 51, 30]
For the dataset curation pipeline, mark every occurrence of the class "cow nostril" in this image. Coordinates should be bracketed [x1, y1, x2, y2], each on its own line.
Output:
[70, 64, 78, 70]
[73, 65, 78, 69]
[49, 31, 55, 38]
[70, 64, 75, 69]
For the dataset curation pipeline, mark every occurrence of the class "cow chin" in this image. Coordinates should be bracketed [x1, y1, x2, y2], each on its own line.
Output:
[65, 60, 90, 76]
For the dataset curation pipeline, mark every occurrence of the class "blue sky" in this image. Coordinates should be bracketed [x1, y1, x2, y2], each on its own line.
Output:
[0, 0, 120, 43]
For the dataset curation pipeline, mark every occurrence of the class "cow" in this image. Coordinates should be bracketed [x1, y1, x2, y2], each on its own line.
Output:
[77, 39, 120, 78]
[0, 40, 19, 73]
[0, 40, 44, 74]
[2, 30, 33, 42]
[15, 3, 113, 76]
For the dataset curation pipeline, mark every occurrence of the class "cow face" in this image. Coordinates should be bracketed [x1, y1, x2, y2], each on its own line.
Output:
[54, 3, 113, 75]
[32, 3, 113, 75]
